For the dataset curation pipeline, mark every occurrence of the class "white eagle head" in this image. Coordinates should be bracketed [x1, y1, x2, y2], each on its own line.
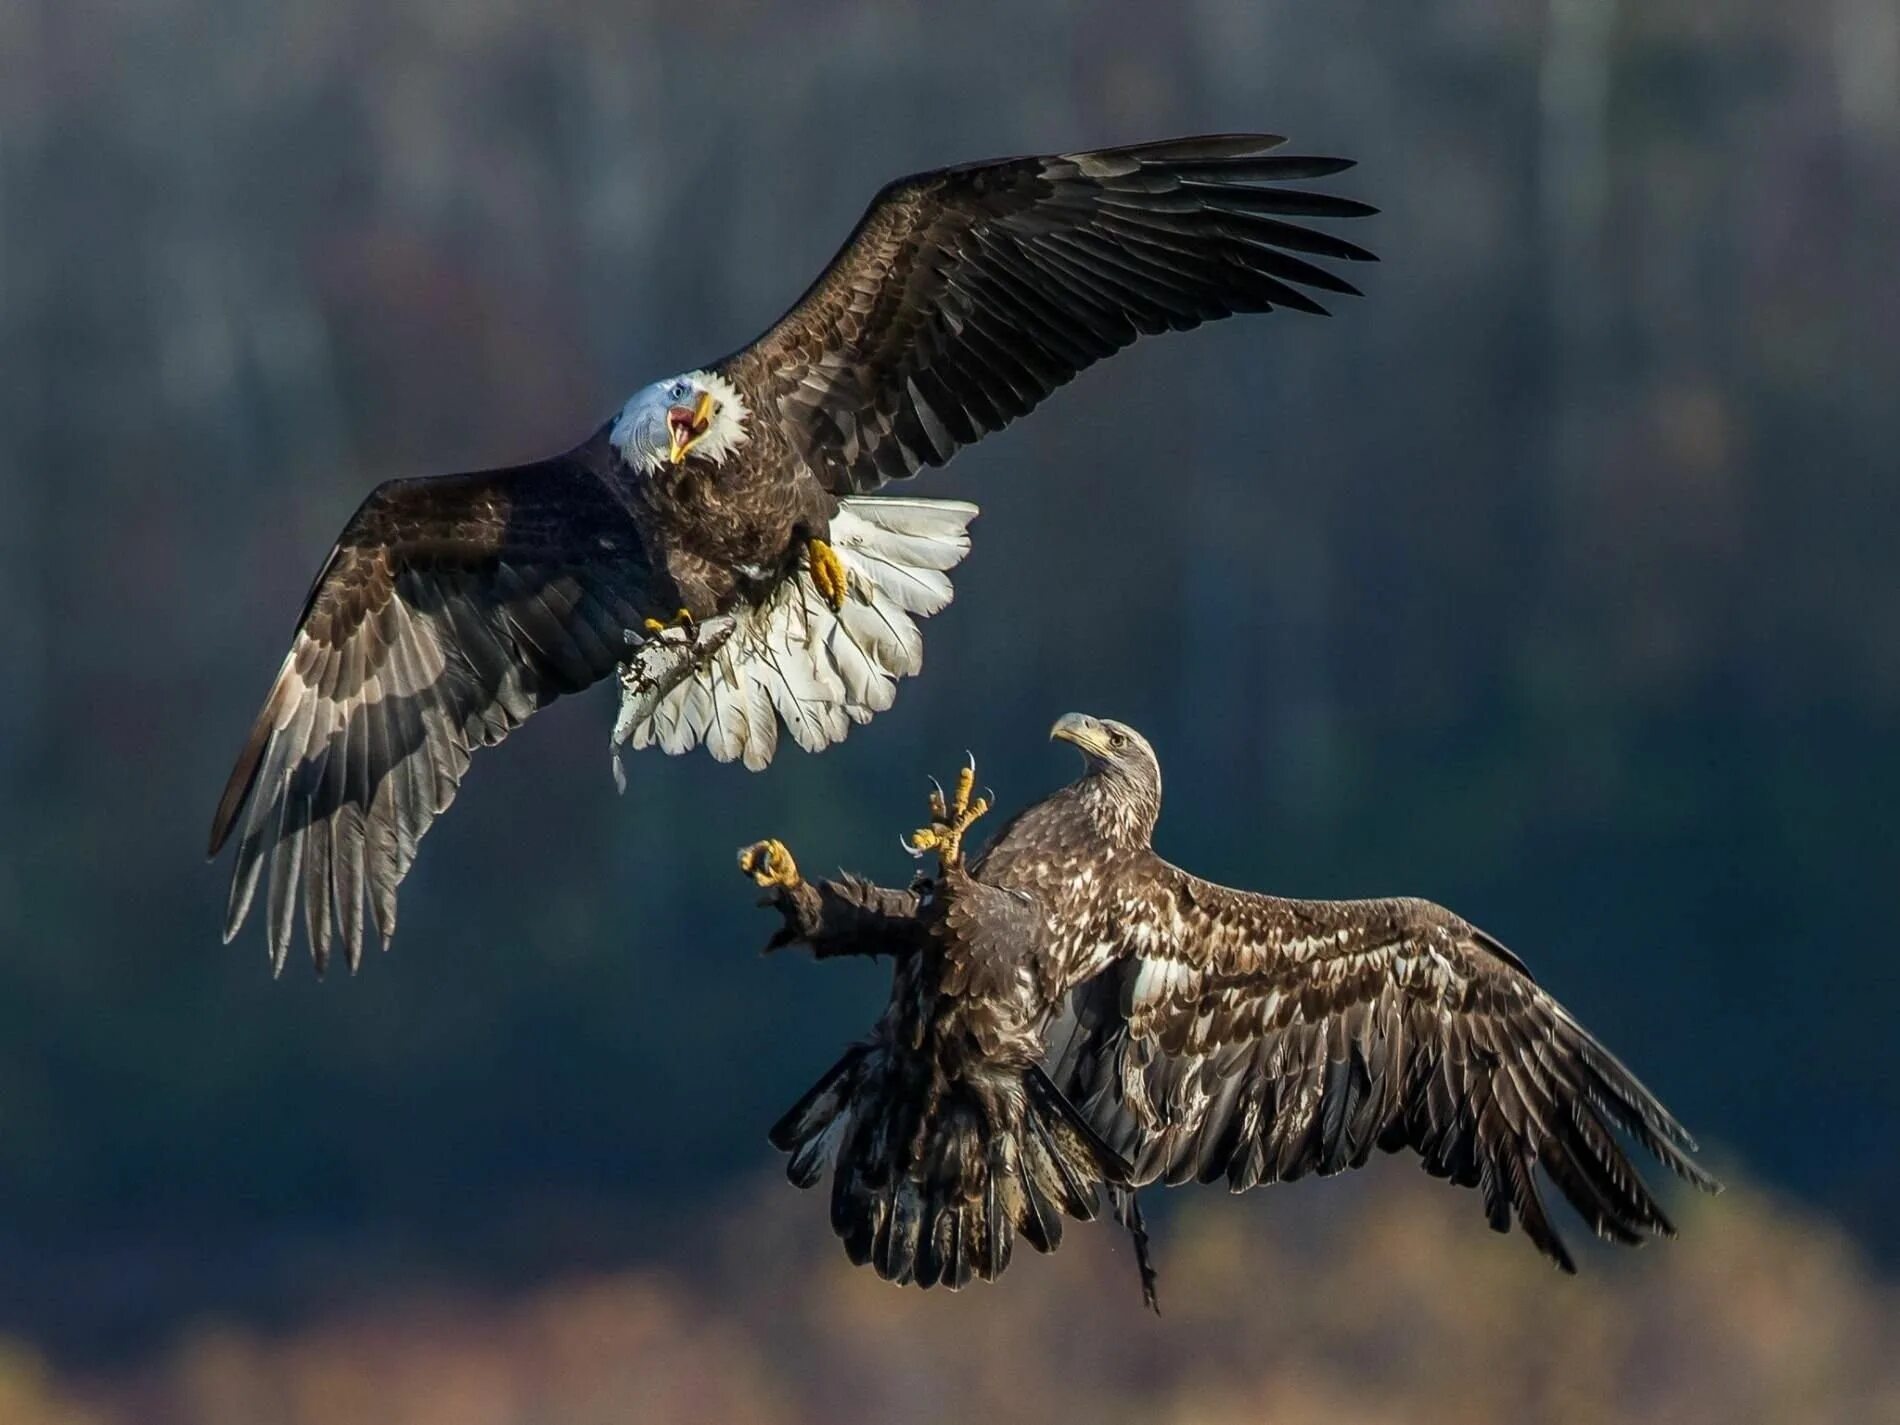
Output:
[610, 368, 750, 474]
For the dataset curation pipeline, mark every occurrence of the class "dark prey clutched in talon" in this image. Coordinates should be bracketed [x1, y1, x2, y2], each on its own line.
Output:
[206, 133, 1377, 975]
[748, 715, 1719, 1305]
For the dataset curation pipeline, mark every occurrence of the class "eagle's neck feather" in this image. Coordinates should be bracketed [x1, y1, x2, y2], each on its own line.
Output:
[684, 368, 751, 467]
[1063, 773, 1159, 851]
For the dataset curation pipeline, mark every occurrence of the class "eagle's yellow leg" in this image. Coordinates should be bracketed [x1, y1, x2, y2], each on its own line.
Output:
[808, 538, 849, 611]
[906, 760, 990, 870]
[738, 838, 801, 889]
[642, 608, 697, 635]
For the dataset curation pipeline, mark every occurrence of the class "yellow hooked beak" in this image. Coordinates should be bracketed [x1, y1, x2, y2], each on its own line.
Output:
[668, 390, 717, 465]
[1050, 712, 1111, 758]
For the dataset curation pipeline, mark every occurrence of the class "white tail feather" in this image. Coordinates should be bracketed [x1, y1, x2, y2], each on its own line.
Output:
[616, 497, 976, 771]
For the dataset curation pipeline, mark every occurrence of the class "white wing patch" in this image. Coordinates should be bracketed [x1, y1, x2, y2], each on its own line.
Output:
[615, 496, 977, 772]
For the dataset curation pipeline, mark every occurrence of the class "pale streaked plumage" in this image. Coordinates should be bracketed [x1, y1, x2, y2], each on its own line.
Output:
[752, 715, 1720, 1302]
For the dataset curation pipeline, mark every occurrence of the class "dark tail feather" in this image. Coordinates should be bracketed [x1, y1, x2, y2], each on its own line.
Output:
[1111, 1184, 1161, 1314]
[772, 1049, 1130, 1291]
[983, 1131, 1014, 1281]
[769, 1044, 870, 1160]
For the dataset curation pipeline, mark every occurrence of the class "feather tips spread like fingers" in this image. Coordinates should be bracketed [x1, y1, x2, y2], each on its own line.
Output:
[209, 443, 654, 972]
[1056, 867, 1718, 1272]
[721, 132, 1375, 495]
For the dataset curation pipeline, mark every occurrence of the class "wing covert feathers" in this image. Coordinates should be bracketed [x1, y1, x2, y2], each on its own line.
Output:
[211, 449, 653, 974]
[1056, 875, 1720, 1272]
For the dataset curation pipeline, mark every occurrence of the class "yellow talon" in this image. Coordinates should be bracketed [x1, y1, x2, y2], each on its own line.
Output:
[643, 608, 697, 635]
[738, 838, 800, 889]
[808, 538, 849, 611]
[950, 764, 976, 820]
[905, 758, 991, 870]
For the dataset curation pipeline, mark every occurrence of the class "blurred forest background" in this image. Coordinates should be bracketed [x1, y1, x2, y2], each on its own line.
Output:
[1, 0, 1897, 1418]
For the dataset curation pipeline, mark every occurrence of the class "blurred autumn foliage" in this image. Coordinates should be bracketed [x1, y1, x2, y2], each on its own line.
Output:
[0, 1171, 1888, 1425]
[1, 0, 1896, 1391]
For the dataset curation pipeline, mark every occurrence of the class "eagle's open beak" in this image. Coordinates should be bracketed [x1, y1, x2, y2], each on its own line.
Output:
[1050, 712, 1110, 757]
[667, 390, 717, 465]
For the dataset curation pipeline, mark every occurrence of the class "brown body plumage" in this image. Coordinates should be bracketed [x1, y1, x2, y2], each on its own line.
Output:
[757, 843, 1149, 1301]
[629, 417, 837, 612]
[750, 715, 1720, 1301]
[210, 133, 1377, 973]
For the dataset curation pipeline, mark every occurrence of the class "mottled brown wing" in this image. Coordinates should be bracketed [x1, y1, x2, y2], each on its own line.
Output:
[208, 436, 662, 975]
[1047, 861, 1719, 1271]
[719, 133, 1376, 494]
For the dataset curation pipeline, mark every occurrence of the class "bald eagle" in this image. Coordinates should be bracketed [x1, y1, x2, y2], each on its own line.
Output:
[740, 716, 1721, 1303]
[208, 134, 1376, 973]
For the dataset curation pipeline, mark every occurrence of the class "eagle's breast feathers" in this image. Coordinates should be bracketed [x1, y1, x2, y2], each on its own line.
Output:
[211, 132, 1376, 972]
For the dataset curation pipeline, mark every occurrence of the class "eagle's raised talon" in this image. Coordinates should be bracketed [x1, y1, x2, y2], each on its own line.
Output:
[808, 538, 849, 611]
[739, 838, 801, 890]
[905, 760, 990, 870]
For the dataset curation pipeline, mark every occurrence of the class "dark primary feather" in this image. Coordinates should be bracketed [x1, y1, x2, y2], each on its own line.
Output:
[1049, 867, 1721, 1272]
[721, 133, 1377, 495]
[208, 432, 662, 975]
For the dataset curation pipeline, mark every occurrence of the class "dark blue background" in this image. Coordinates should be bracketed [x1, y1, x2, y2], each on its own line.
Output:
[0, 0, 1893, 1360]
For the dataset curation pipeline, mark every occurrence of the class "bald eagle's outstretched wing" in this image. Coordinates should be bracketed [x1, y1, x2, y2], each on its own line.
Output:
[208, 436, 662, 975]
[719, 133, 1376, 495]
[1047, 867, 1720, 1271]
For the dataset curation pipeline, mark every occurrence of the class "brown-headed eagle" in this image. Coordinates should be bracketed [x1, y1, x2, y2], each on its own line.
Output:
[740, 715, 1720, 1304]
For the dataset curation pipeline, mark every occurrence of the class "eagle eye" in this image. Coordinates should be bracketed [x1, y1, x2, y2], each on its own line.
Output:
[1108, 729, 1127, 750]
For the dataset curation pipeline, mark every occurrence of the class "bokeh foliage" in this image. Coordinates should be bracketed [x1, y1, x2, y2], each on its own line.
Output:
[0, 0, 1894, 1362]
